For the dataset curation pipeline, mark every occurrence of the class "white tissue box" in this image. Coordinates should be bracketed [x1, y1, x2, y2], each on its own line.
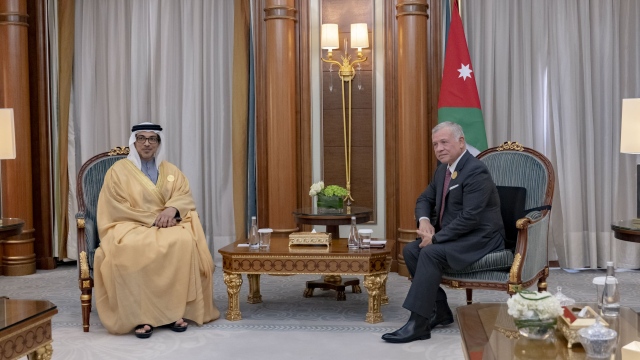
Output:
[622, 341, 640, 360]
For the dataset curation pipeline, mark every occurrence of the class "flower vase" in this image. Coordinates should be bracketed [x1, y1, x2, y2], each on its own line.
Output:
[514, 317, 557, 340]
[316, 194, 343, 213]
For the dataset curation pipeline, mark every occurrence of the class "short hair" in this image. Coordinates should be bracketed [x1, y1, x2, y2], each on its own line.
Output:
[432, 121, 465, 142]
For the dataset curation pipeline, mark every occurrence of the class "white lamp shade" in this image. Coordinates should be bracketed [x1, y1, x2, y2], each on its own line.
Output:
[350, 23, 369, 49]
[321, 24, 339, 49]
[621, 98, 640, 154]
[0, 109, 16, 160]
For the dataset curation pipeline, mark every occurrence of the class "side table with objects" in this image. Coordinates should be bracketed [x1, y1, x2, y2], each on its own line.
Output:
[458, 302, 640, 360]
[292, 206, 374, 300]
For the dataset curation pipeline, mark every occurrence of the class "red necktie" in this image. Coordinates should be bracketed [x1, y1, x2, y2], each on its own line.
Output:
[439, 168, 452, 224]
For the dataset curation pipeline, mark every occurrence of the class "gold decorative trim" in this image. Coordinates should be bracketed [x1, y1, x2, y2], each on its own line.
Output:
[223, 272, 243, 321]
[495, 326, 520, 340]
[79, 251, 89, 279]
[82, 280, 91, 289]
[516, 217, 530, 229]
[450, 280, 459, 288]
[76, 218, 85, 229]
[509, 253, 521, 282]
[363, 273, 387, 323]
[508, 284, 522, 293]
[80, 295, 91, 301]
[496, 141, 524, 151]
[289, 232, 331, 247]
[0, 316, 52, 344]
[108, 146, 129, 155]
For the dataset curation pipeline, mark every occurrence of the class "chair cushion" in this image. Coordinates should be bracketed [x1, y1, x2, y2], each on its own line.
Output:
[496, 186, 527, 251]
[443, 270, 510, 284]
[443, 249, 514, 274]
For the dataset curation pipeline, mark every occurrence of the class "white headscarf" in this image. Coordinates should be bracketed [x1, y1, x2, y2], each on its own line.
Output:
[127, 122, 165, 171]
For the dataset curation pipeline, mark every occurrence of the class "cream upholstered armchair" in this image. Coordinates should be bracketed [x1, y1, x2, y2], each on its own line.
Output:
[76, 146, 129, 332]
[440, 141, 555, 304]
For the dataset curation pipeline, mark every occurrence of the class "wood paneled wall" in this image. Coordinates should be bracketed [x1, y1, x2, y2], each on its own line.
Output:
[254, 0, 312, 236]
[320, 0, 375, 214]
[0, 0, 37, 275]
[385, 0, 441, 274]
[0, 0, 55, 275]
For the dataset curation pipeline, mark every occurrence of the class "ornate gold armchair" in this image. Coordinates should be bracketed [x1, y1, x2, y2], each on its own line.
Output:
[76, 147, 129, 332]
[440, 142, 555, 303]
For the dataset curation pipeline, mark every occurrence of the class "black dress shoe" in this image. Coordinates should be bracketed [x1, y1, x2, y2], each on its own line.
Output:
[430, 300, 454, 328]
[382, 312, 431, 343]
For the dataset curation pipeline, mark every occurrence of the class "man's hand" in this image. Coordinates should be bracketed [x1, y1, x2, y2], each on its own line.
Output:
[418, 218, 435, 236]
[154, 207, 178, 228]
[416, 228, 433, 248]
[417, 219, 435, 248]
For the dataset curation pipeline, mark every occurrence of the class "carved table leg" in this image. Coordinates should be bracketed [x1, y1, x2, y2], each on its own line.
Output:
[247, 274, 262, 304]
[223, 272, 243, 321]
[381, 275, 389, 305]
[28, 344, 53, 360]
[363, 273, 387, 324]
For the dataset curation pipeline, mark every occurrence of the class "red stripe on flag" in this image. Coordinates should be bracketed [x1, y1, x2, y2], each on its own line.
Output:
[438, 0, 482, 109]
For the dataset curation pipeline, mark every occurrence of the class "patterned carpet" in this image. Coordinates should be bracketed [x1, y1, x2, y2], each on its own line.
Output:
[2, 264, 639, 360]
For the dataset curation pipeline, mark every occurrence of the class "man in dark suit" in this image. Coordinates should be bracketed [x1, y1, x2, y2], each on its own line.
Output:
[382, 121, 505, 343]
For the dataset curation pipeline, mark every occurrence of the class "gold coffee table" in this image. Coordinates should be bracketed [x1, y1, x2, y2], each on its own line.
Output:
[458, 303, 640, 360]
[0, 298, 58, 360]
[218, 239, 390, 323]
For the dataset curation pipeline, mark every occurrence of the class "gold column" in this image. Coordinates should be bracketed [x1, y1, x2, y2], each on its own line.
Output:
[0, 0, 37, 276]
[395, 0, 431, 276]
[260, 0, 298, 235]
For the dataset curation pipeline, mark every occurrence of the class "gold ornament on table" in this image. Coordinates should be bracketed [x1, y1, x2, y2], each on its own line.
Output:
[288, 232, 331, 248]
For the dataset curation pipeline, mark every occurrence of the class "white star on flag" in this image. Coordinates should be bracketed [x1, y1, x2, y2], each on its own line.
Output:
[457, 64, 473, 81]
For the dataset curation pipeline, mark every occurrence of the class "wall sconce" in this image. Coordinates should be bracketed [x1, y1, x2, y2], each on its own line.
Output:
[620, 98, 640, 220]
[0, 108, 17, 225]
[321, 23, 369, 203]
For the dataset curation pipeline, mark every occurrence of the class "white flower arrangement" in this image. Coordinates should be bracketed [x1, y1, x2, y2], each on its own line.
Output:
[309, 181, 325, 196]
[507, 290, 563, 320]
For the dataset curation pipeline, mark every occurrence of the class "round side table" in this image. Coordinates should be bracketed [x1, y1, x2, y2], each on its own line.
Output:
[611, 219, 640, 243]
[292, 206, 372, 240]
[0, 218, 25, 276]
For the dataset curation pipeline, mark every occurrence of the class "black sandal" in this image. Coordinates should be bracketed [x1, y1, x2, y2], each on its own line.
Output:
[167, 320, 188, 332]
[134, 324, 154, 339]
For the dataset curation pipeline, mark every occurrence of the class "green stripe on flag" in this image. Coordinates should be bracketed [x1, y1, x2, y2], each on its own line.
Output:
[438, 107, 488, 151]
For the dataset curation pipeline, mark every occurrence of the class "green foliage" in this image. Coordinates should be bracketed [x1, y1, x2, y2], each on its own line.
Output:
[322, 185, 348, 197]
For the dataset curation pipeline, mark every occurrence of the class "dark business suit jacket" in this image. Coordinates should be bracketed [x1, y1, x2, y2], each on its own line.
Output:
[415, 151, 505, 270]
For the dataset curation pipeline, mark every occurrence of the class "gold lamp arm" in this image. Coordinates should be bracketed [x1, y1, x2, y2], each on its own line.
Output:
[321, 57, 343, 68]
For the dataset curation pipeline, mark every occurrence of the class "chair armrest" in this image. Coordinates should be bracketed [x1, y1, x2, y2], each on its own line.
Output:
[510, 211, 551, 284]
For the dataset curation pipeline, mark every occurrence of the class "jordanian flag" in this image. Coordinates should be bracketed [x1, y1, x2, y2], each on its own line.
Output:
[437, 0, 487, 153]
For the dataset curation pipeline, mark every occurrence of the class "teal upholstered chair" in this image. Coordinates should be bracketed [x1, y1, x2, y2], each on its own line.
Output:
[440, 141, 555, 304]
[76, 146, 129, 332]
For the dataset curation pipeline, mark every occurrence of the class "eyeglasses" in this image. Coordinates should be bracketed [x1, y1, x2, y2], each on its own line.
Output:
[136, 135, 159, 144]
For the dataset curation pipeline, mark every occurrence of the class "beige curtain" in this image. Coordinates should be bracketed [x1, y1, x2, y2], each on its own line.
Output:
[72, 0, 236, 265]
[462, 0, 640, 269]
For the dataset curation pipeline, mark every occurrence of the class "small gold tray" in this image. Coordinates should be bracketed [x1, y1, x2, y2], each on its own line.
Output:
[557, 306, 608, 348]
[288, 232, 331, 247]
